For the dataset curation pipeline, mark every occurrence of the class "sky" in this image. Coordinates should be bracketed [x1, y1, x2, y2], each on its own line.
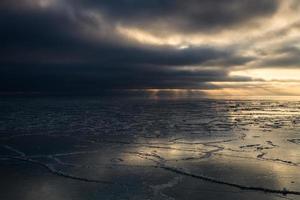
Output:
[1, 0, 300, 96]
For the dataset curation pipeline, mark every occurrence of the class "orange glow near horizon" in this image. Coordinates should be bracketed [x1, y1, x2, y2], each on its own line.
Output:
[230, 69, 300, 81]
[136, 80, 300, 97]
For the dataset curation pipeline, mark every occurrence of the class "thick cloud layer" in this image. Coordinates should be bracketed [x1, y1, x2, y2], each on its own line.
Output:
[89, 0, 279, 32]
[0, 0, 299, 94]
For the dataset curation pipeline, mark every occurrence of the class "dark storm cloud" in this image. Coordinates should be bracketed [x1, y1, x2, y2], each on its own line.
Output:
[0, 42, 246, 92]
[0, 62, 254, 93]
[251, 46, 300, 69]
[0, 0, 284, 93]
[0, 10, 75, 49]
[202, 56, 255, 67]
[75, 0, 279, 32]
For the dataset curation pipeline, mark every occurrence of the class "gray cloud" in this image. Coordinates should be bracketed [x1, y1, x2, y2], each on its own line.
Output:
[75, 0, 279, 33]
[0, 0, 298, 94]
[249, 45, 300, 69]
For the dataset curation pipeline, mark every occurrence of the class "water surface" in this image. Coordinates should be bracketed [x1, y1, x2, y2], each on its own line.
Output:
[0, 96, 300, 200]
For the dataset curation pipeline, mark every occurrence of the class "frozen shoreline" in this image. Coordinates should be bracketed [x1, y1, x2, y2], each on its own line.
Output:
[1, 97, 300, 200]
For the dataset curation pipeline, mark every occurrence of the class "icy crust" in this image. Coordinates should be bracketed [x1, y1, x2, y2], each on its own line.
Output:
[0, 98, 300, 199]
